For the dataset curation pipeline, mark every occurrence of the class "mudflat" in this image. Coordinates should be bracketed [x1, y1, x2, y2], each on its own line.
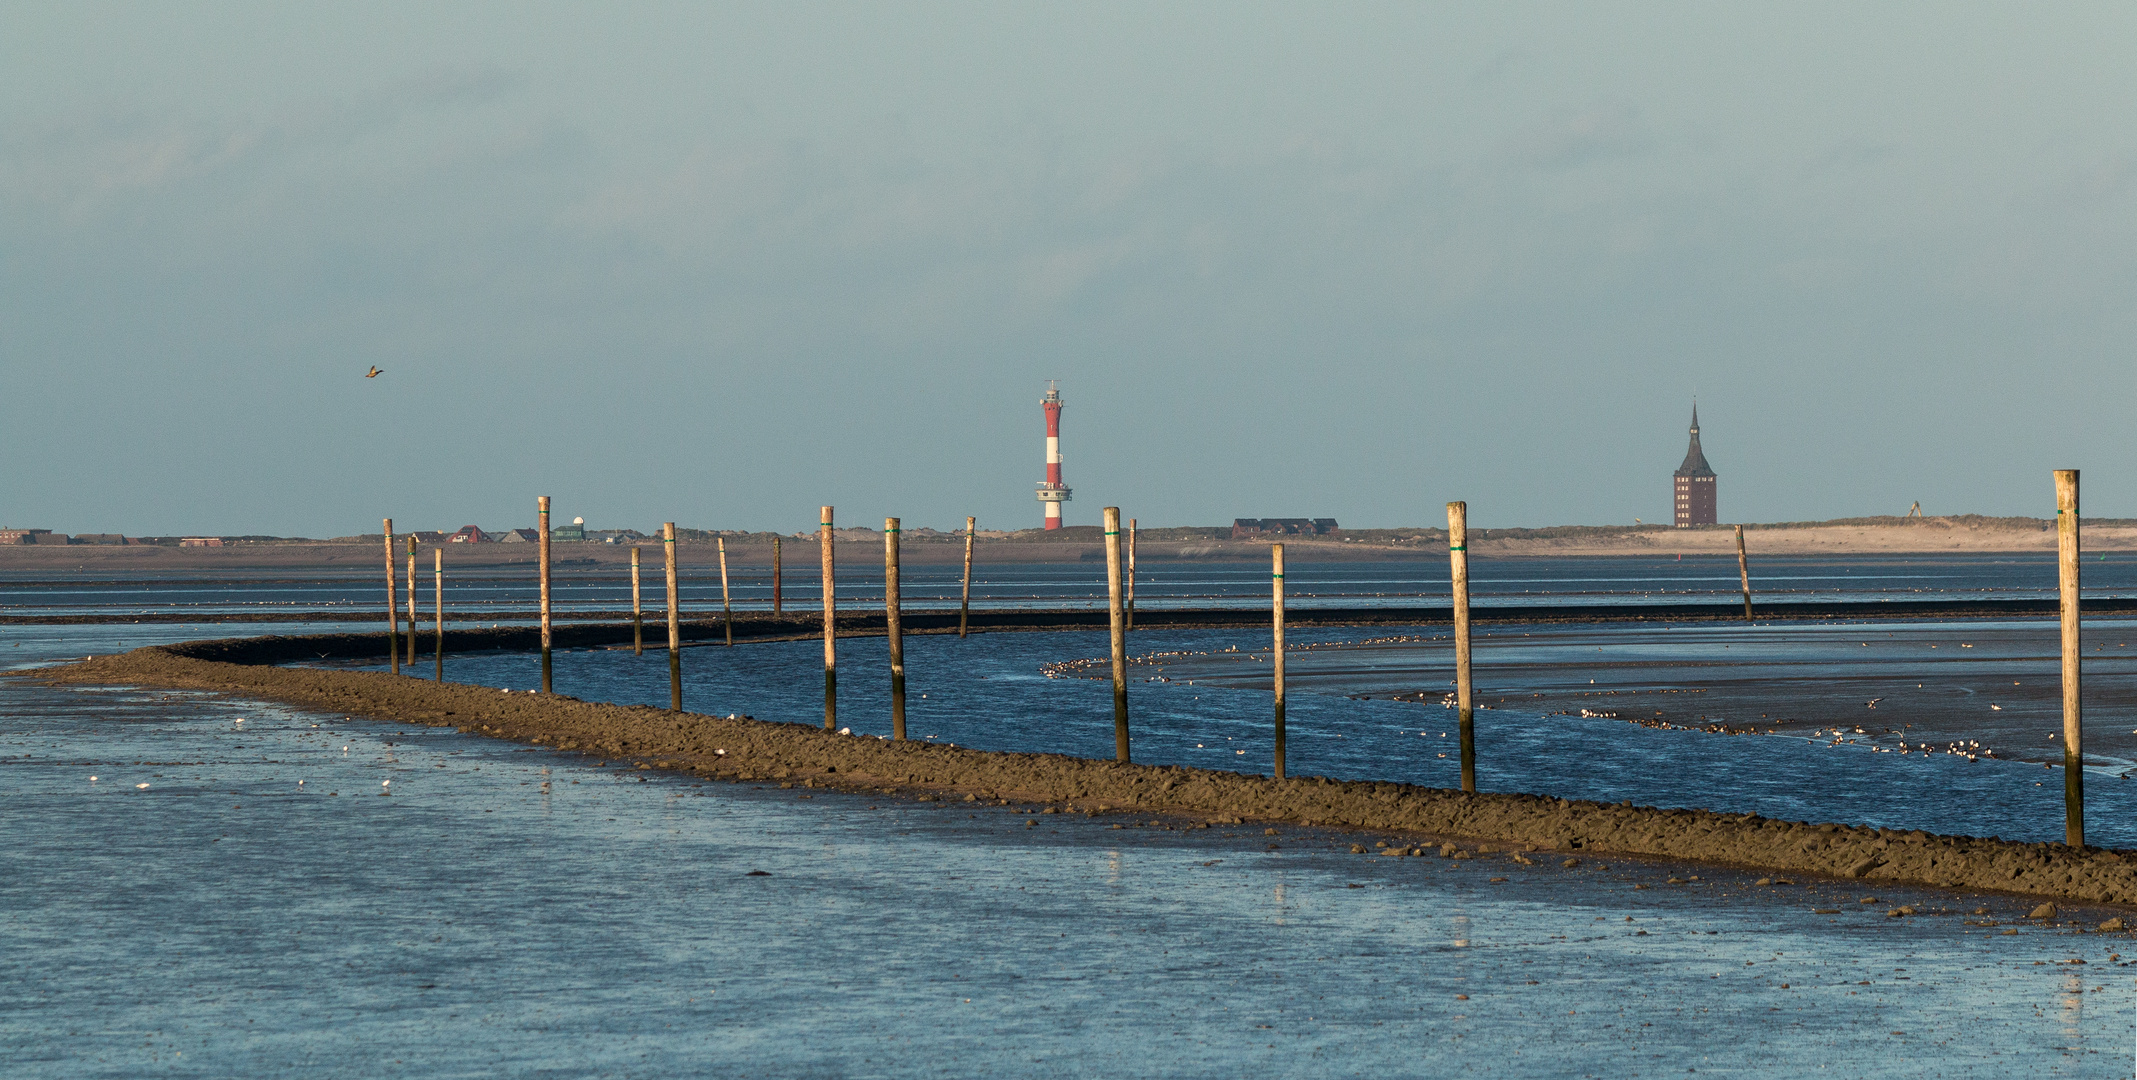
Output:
[29, 633, 2137, 908]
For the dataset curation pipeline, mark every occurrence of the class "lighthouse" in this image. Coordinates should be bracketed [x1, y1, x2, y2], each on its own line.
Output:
[1036, 381, 1072, 529]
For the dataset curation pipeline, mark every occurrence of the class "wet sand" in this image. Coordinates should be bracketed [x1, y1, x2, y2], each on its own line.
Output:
[14, 668, 2128, 1077]
[29, 633, 2137, 908]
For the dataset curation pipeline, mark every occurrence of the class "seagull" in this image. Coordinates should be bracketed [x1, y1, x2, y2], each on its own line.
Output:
[1866, 698, 1883, 709]
[366, 366, 384, 378]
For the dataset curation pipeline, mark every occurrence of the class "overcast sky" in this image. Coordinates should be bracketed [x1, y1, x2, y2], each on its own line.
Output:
[5, 3, 2135, 536]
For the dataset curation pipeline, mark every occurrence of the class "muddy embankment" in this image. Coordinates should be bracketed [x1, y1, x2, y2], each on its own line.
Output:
[28, 629, 2137, 907]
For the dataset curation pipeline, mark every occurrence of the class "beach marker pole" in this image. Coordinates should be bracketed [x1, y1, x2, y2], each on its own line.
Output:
[959, 517, 975, 638]
[383, 519, 399, 674]
[433, 548, 444, 683]
[538, 496, 553, 693]
[2057, 469, 2083, 848]
[664, 522, 681, 711]
[1272, 542, 1286, 780]
[1448, 501, 1476, 793]
[1106, 507, 1130, 762]
[406, 537, 419, 668]
[886, 517, 906, 740]
[1127, 518, 1137, 632]
[773, 535, 783, 615]
[631, 546, 644, 656]
[1735, 525, 1753, 621]
[718, 537, 733, 647]
[822, 507, 837, 730]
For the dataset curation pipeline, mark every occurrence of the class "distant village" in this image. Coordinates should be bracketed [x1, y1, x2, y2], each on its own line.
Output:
[0, 523, 642, 547]
[0, 518, 1345, 547]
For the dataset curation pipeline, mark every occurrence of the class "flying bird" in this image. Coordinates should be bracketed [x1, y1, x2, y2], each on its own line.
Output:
[366, 366, 384, 378]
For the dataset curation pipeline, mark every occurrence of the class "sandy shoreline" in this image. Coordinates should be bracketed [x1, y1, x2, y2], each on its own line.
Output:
[24, 630, 2137, 908]
[6, 516, 2136, 572]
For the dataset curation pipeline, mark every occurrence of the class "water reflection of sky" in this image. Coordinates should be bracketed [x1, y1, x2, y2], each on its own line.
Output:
[4, 628, 2133, 1077]
[5, 552, 2136, 618]
[375, 617, 2137, 850]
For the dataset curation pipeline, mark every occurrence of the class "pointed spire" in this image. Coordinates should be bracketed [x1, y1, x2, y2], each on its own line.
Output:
[1677, 403, 1713, 477]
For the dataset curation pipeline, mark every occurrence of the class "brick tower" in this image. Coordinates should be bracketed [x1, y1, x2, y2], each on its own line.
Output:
[1673, 406, 1716, 527]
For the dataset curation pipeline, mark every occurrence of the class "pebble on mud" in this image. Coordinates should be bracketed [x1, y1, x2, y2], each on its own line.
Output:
[2031, 903, 2059, 920]
[2100, 917, 2127, 932]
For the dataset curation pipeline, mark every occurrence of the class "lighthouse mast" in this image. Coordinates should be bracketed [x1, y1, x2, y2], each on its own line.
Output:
[1036, 381, 1072, 529]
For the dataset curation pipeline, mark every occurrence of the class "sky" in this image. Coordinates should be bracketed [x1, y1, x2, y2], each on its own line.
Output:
[5, 3, 2136, 536]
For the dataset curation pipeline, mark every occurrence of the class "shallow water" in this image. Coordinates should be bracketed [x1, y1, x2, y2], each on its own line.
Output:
[10, 551, 2137, 620]
[413, 617, 2137, 850]
[5, 629, 2136, 1077]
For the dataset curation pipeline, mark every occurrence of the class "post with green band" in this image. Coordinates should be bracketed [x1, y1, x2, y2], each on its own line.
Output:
[1272, 542, 1286, 780]
[821, 507, 837, 730]
[2056, 470, 2083, 848]
[885, 517, 906, 740]
[663, 522, 681, 711]
[538, 497, 552, 693]
[1448, 501, 1475, 793]
[1104, 506, 1130, 762]
[383, 518, 399, 676]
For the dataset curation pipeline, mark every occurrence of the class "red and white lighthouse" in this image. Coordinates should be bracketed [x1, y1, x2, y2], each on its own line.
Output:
[1036, 381, 1072, 529]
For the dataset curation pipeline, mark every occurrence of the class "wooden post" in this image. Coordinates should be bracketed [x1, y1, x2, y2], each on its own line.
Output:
[538, 496, 553, 693]
[1272, 542, 1286, 780]
[886, 517, 906, 740]
[1105, 507, 1130, 762]
[821, 506, 836, 730]
[718, 537, 733, 647]
[958, 516, 975, 638]
[1126, 517, 1137, 632]
[2057, 469, 2083, 848]
[1448, 501, 1475, 793]
[406, 536, 418, 668]
[772, 535, 783, 615]
[1735, 525, 1753, 621]
[664, 522, 681, 711]
[433, 548, 444, 683]
[631, 546, 644, 656]
[383, 518, 399, 674]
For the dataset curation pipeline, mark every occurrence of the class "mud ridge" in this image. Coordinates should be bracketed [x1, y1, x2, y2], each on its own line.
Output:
[26, 642, 2137, 907]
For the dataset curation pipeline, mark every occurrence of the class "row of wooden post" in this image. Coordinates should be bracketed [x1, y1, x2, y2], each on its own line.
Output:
[394, 471, 2092, 850]
[380, 518, 446, 683]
